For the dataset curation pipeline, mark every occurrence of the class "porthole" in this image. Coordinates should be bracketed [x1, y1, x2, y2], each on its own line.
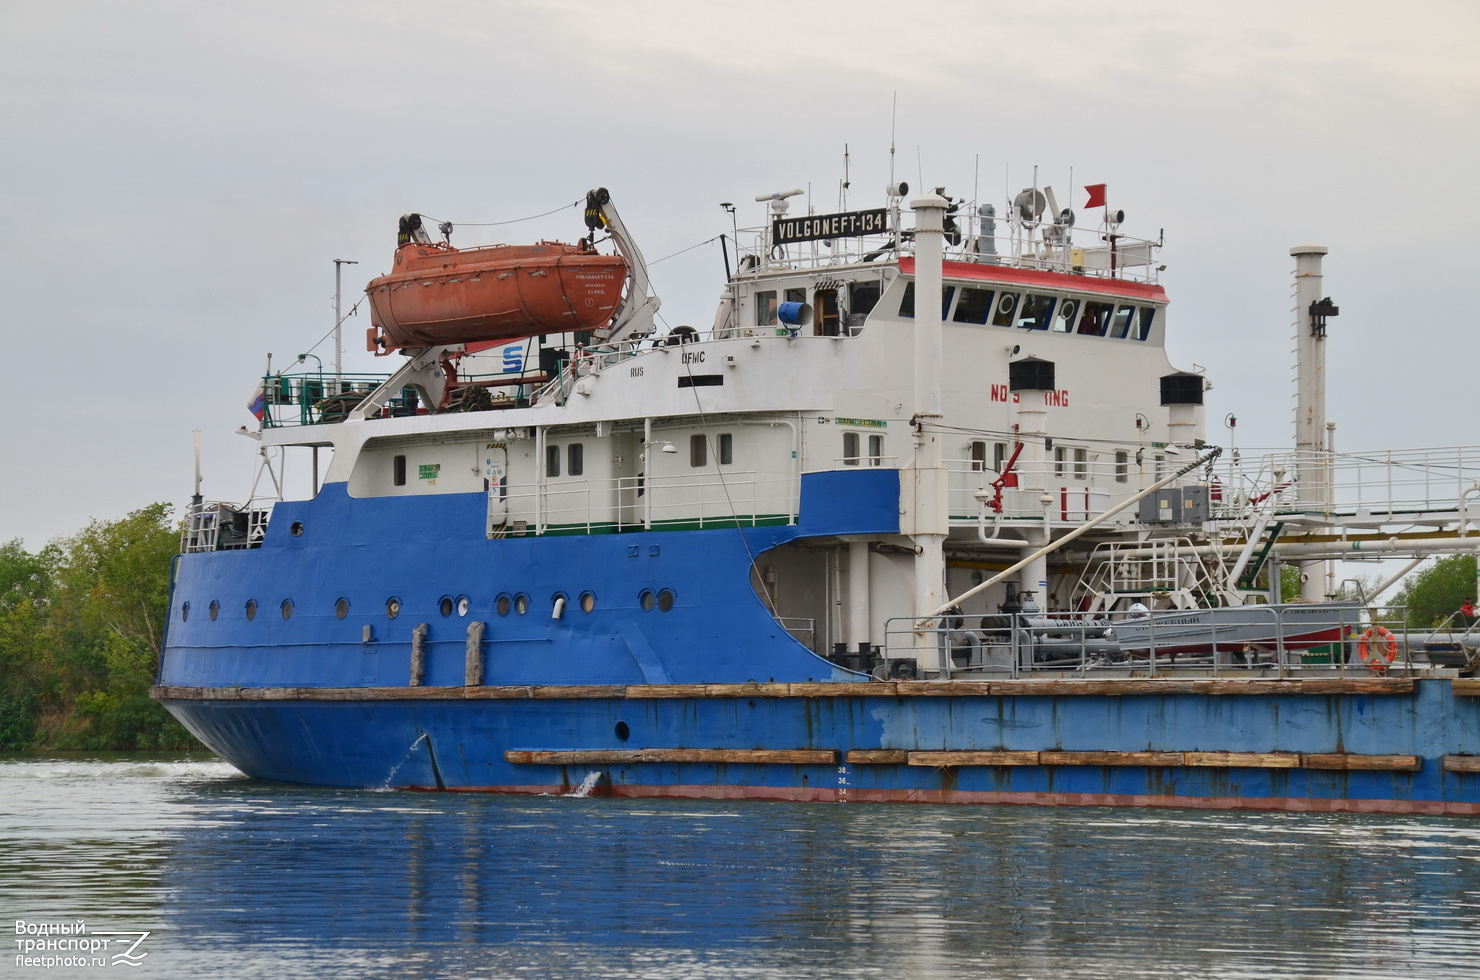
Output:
[514, 593, 529, 615]
[496, 594, 512, 616]
[281, 599, 294, 620]
[245, 599, 258, 621]
[615, 721, 630, 741]
[657, 588, 675, 612]
[386, 596, 401, 619]
[335, 597, 349, 620]
[208, 600, 219, 621]
[580, 591, 595, 613]
[290, 521, 304, 537]
[440, 596, 454, 617]
[181, 601, 190, 622]
[456, 595, 470, 617]
[639, 589, 656, 612]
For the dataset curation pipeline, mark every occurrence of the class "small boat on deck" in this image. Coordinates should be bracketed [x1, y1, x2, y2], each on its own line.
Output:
[1109, 600, 1363, 656]
[366, 213, 628, 351]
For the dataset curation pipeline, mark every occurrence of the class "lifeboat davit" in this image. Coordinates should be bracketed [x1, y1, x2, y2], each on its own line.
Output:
[366, 239, 628, 351]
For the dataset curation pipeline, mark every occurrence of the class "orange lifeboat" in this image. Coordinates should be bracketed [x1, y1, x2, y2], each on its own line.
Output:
[365, 236, 628, 352]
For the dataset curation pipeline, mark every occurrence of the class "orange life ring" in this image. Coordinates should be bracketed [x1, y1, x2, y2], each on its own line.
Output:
[1357, 626, 1398, 668]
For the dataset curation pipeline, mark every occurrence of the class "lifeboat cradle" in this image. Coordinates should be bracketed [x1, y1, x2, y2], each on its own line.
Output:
[346, 189, 659, 422]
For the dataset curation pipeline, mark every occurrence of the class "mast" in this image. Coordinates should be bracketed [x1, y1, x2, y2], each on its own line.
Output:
[333, 258, 358, 386]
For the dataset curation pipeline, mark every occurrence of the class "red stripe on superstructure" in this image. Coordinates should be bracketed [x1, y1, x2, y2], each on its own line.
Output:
[414, 782, 1480, 815]
[898, 257, 1168, 304]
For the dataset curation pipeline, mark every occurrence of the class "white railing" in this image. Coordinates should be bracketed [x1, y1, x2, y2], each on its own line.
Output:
[181, 501, 273, 553]
[733, 208, 1162, 285]
[498, 469, 799, 535]
[1219, 446, 1480, 523]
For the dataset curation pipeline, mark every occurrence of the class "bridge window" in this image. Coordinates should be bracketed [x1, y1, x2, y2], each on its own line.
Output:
[1109, 305, 1136, 339]
[848, 281, 881, 318]
[952, 287, 995, 325]
[1053, 299, 1079, 333]
[1017, 294, 1057, 330]
[898, 283, 955, 319]
[991, 292, 1019, 326]
[1133, 307, 1155, 341]
[756, 291, 778, 326]
[1077, 301, 1114, 336]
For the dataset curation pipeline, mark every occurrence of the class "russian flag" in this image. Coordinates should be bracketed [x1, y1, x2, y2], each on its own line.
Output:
[248, 383, 266, 421]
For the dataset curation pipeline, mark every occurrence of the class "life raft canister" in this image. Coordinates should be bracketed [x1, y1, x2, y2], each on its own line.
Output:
[1357, 626, 1399, 669]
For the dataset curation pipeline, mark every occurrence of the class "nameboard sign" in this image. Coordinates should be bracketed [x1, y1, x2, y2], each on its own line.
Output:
[773, 208, 888, 245]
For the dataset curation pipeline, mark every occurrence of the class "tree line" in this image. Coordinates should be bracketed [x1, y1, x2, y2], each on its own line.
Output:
[0, 504, 194, 750]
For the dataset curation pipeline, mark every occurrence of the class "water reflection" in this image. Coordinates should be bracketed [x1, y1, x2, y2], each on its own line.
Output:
[3, 756, 1479, 979]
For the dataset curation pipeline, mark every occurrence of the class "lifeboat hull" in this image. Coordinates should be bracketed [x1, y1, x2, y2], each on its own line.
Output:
[366, 242, 627, 349]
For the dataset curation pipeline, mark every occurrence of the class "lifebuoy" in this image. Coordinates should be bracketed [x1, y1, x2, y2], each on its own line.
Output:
[1357, 626, 1398, 668]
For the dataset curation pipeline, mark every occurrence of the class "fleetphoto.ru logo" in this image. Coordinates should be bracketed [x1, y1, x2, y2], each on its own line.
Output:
[14, 920, 150, 970]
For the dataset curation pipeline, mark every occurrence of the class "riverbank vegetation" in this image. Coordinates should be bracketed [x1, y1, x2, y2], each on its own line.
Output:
[0, 504, 195, 750]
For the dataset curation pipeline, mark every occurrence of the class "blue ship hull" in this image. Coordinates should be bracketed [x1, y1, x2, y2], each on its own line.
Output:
[158, 680, 1480, 814]
[156, 469, 1480, 814]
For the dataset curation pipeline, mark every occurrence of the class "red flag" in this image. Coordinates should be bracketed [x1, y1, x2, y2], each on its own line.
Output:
[1084, 184, 1107, 209]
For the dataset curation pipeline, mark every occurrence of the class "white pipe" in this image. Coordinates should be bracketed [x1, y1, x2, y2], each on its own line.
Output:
[535, 425, 546, 534]
[1075, 536, 1478, 563]
[642, 417, 652, 530]
[1225, 508, 1275, 589]
[848, 541, 871, 650]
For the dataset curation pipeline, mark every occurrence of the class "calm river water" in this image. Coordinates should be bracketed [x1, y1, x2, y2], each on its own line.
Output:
[4, 754, 1480, 979]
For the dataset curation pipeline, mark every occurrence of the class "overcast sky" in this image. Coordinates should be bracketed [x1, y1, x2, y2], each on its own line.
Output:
[2, 0, 1476, 548]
